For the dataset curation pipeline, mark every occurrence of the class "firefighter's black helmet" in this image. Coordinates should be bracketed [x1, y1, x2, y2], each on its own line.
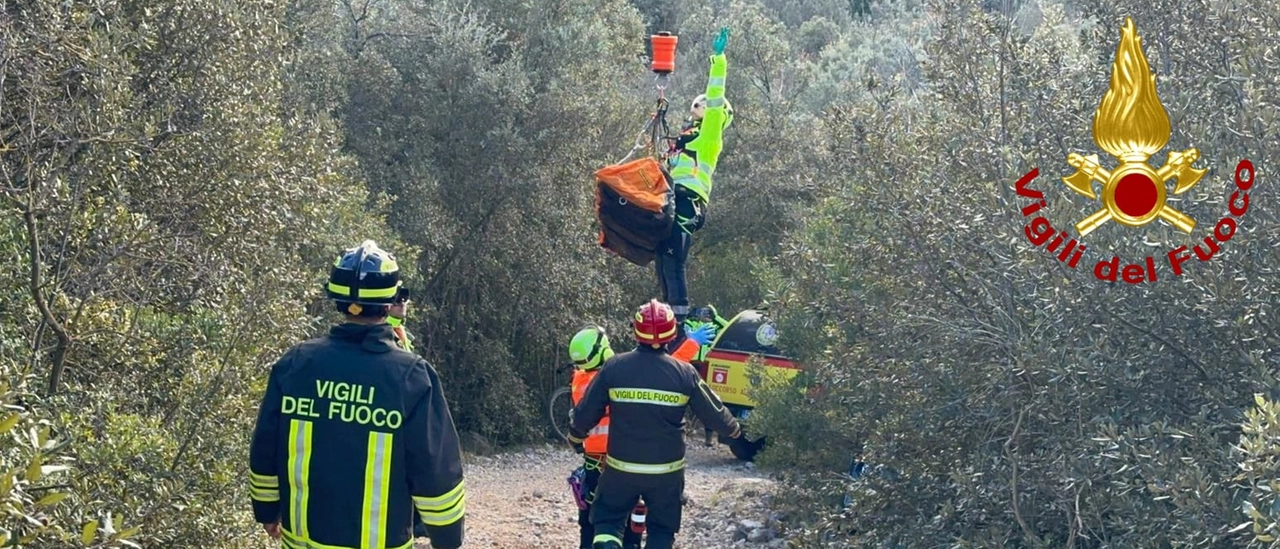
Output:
[326, 240, 402, 316]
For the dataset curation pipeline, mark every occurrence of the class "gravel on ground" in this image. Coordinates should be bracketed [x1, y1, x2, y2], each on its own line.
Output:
[414, 441, 792, 549]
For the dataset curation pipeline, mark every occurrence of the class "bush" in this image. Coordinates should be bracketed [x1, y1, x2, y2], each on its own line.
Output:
[0, 354, 138, 548]
[746, 0, 1280, 545]
[1236, 394, 1280, 547]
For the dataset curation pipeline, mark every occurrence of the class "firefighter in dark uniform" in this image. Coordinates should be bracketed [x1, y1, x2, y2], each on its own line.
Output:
[568, 299, 752, 549]
[248, 240, 466, 549]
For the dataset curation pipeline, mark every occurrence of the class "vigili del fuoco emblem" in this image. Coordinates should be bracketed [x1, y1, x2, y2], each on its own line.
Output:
[1061, 17, 1205, 237]
[1011, 17, 1257, 284]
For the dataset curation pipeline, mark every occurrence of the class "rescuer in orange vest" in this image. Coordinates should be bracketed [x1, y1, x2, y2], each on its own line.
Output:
[568, 326, 643, 549]
[567, 323, 714, 549]
[569, 300, 747, 549]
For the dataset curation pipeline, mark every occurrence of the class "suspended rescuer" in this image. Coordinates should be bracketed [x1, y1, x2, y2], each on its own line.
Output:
[565, 323, 717, 549]
[248, 240, 466, 549]
[657, 27, 734, 332]
[568, 299, 753, 549]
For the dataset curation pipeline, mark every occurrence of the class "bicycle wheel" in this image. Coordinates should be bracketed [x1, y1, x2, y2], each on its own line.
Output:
[547, 386, 574, 443]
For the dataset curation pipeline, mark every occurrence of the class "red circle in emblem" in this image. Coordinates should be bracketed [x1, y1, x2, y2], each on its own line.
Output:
[1114, 172, 1159, 218]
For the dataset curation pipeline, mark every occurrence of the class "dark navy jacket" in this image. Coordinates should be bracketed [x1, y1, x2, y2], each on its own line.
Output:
[569, 345, 740, 475]
[249, 323, 465, 548]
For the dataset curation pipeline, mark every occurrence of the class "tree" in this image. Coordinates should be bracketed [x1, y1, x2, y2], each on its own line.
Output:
[748, 0, 1280, 545]
[3, 0, 402, 544]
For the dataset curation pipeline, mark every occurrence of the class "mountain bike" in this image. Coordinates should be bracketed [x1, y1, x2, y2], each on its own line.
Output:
[546, 363, 576, 443]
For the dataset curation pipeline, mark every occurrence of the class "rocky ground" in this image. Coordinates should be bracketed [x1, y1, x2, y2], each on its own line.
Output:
[415, 441, 793, 549]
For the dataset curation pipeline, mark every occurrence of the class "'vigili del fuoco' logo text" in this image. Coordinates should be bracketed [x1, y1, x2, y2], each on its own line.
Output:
[1012, 17, 1256, 283]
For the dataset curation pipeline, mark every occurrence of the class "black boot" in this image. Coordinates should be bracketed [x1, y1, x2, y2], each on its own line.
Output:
[622, 518, 644, 549]
[578, 508, 594, 549]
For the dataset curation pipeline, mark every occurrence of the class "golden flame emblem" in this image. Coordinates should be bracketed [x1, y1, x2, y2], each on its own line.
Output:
[1061, 17, 1206, 237]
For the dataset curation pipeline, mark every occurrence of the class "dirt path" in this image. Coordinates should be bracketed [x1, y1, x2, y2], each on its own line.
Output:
[416, 442, 788, 549]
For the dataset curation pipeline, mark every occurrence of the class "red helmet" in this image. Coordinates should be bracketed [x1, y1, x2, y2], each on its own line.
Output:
[634, 299, 678, 346]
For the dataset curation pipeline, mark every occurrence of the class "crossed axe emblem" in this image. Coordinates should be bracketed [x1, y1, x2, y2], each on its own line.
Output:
[1059, 17, 1209, 238]
[1062, 149, 1206, 237]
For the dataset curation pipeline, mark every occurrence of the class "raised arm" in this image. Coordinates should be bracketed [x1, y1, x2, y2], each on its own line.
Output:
[699, 57, 729, 133]
[691, 28, 731, 161]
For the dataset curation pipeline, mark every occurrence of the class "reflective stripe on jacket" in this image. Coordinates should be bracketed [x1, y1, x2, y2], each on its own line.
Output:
[249, 323, 465, 549]
[667, 53, 729, 205]
[568, 345, 740, 474]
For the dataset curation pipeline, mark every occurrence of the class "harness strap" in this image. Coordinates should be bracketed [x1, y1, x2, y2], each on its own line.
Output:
[617, 75, 677, 164]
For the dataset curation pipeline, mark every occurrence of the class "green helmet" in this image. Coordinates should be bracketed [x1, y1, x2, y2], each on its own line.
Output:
[326, 240, 402, 316]
[690, 304, 720, 324]
[569, 326, 613, 370]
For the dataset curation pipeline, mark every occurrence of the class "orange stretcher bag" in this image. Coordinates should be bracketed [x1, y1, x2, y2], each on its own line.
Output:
[594, 157, 675, 267]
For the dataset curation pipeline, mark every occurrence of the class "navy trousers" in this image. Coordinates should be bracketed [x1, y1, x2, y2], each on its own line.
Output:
[655, 188, 704, 323]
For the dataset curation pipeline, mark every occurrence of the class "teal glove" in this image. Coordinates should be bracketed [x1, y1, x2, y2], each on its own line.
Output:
[688, 323, 717, 346]
[712, 27, 730, 55]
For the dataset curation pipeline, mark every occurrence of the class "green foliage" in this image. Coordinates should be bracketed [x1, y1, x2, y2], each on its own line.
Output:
[0, 353, 139, 548]
[1237, 394, 1280, 546]
[747, 0, 1280, 546]
[2, 0, 1278, 544]
[3, 0, 402, 546]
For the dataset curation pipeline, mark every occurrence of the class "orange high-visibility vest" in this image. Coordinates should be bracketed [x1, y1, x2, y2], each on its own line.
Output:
[571, 369, 610, 455]
[392, 325, 413, 352]
[571, 340, 701, 455]
[672, 338, 700, 363]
